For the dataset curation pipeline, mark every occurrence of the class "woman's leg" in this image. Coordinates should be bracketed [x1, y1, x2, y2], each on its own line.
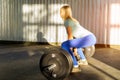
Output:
[61, 41, 78, 67]
[69, 34, 96, 48]
[61, 34, 96, 66]
[70, 34, 96, 60]
[77, 48, 86, 60]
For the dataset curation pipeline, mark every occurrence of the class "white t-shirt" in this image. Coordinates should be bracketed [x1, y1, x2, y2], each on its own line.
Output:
[64, 19, 92, 38]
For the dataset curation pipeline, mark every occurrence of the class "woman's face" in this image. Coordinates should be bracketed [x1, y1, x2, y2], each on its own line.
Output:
[60, 9, 65, 19]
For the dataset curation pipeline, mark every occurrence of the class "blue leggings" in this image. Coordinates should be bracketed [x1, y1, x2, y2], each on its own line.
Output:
[61, 34, 96, 66]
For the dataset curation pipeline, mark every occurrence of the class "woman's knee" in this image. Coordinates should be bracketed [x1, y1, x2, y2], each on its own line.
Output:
[61, 41, 69, 48]
[61, 42, 65, 48]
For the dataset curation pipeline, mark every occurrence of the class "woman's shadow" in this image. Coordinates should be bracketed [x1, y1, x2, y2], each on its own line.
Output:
[37, 32, 50, 45]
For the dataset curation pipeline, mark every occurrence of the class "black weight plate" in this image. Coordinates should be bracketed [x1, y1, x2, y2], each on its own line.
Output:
[39, 48, 73, 80]
[59, 48, 73, 74]
[40, 51, 68, 79]
[83, 45, 95, 58]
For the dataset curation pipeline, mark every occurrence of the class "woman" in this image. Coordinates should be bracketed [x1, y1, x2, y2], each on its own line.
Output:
[60, 5, 96, 68]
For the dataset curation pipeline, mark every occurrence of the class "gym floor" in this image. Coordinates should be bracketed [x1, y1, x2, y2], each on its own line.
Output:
[0, 44, 120, 80]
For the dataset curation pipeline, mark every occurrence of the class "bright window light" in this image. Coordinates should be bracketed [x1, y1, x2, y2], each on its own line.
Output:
[22, 4, 46, 23]
[110, 4, 120, 25]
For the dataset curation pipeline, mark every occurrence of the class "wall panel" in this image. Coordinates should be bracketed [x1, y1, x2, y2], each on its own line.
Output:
[0, 0, 120, 45]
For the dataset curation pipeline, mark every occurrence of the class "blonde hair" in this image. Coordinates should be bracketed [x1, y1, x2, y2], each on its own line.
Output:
[60, 5, 73, 20]
[60, 5, 78, 22]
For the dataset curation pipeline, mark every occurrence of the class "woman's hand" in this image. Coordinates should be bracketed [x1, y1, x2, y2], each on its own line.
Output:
[73, 48, 78, 56]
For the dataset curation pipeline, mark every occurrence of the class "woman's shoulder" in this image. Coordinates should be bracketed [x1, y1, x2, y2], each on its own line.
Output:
[65, 18, 78, 24]
[65, 18, 72, 23]
[64, 18, 79, 27]
[64, 19, 72, 26]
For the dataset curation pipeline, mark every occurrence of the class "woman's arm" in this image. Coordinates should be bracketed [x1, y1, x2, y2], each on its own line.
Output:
[66, 26, 73, 40]
[66, 27, 78, 56]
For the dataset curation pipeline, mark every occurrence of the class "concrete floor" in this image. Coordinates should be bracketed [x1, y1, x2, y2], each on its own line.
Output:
[0, 44, 120, 80]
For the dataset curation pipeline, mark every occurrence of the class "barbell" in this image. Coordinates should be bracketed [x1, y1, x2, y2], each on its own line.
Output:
[39, 45, 95, 80]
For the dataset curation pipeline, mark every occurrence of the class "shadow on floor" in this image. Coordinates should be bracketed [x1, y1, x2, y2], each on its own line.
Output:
[93, 48, 120, 70]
